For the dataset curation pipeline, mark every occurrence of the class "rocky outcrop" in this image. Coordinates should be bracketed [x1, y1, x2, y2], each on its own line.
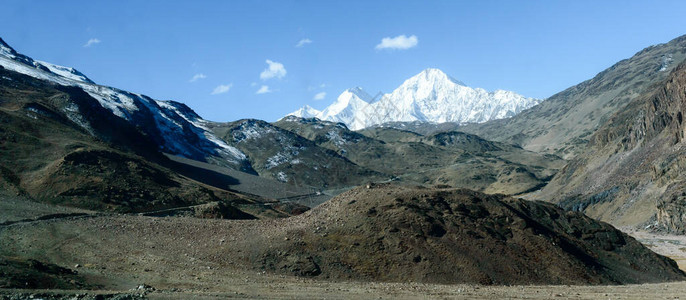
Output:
[539, 60, 686, 232]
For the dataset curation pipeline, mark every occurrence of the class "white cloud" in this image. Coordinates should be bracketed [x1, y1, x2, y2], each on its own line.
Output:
[83, 38, 101, 47]
[256, 85, 272, 94]
[295, 38, 312, 48]
[189, 73, 206, 82]
[211, 84, 233, 95]
[313, 92, 326, 100]
[375, 35, 418, 50]
[260, 60, 287, 80]
[251, 82, 257, 87]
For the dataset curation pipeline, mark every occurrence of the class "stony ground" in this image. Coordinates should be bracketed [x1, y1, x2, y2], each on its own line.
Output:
[2, 191, 686, 299]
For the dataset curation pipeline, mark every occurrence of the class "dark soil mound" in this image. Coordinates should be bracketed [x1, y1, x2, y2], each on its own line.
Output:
[0, 257, 85, 289]
[256, 185, 685, 285]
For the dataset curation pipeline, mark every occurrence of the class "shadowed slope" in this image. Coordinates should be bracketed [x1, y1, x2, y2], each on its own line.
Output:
[253, 185, 685, 285]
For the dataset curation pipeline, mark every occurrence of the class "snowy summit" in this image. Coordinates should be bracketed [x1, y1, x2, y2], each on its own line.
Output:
[287, 68, 541, 130]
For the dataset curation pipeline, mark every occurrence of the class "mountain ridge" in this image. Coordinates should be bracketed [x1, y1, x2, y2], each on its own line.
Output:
[536, 59, 686, 232]
[459, 34, 686, 159]
[288, 68, 540, 130]
[0, 37, 251, 171]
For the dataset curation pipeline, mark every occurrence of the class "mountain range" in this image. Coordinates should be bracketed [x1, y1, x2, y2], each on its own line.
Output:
[4, 34, 686, 233]
[2, 34, 686, 293]
[288, 68, 541, 130]
[0, 37, 560, 209]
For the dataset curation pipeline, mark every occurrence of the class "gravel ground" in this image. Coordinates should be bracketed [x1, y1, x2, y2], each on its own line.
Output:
[3, 279, 686, 299]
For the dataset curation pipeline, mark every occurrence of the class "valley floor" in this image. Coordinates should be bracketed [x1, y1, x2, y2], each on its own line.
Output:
[622, 227, 686, 272]
[3, 278, 686, 299]
[2, 196, 686, 299]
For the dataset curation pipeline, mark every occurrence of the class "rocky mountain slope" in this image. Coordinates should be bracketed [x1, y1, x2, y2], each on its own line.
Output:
[209, 119, 384, 189]
[0, 65, 276, 216]
[536, 59, 686, 233]
[460, 34, 686, 159]
[0, 37, 251, 171]
[288, 69, 540, 130]
[0, 38, 318, 217]
[276, 116, 564, 195]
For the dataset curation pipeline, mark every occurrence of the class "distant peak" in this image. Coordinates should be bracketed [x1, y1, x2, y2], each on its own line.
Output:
[0, 37, 18, 56]
[344, 86, 366, 95]
[0, 37, 12, 49]
[287, 104, 321, 119]
[342, 87, 372, 101]
[420, 68, 446, 76]
[410, 68, 465, 86]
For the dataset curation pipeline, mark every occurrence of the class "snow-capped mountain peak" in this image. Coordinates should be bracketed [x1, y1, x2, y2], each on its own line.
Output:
[313, 87, 373, 130]
[287, 69, 541, 130]
[405, 68, 466, 87]
[330, 87, 373, 109]
[289, 104, 321, 118]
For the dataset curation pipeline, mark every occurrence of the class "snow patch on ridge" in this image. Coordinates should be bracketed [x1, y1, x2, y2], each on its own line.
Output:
[34, 60, 94, 83]
[0, 39, 248, 167]
[660, 54, 674, 72]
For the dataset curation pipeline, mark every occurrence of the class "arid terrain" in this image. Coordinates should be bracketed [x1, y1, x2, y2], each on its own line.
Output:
[2, 187, 686, 299]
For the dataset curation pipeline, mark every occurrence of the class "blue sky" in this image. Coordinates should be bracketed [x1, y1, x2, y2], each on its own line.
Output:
[3, 0, 686, 122]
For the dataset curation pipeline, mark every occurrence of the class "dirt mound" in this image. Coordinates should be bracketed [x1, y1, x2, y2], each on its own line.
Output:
[255, 185, 685, 285]
[0, 257, 85, 289]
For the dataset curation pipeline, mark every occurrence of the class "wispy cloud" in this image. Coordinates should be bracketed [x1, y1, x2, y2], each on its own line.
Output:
[308, 83, 328, 91]
[256, 85, 272, 94]
[295, 38, 312, 48]
[83, 38, 101, 47]
[313, 92, 326, 100]
[189, 73, 206, 82]
[211, 84, 233, 95]
[375, 35, 418, 50]
[260, 60, 287, 80]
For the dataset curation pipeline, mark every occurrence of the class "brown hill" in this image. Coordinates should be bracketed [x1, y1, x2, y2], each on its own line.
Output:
[253, 185, 684, 285]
